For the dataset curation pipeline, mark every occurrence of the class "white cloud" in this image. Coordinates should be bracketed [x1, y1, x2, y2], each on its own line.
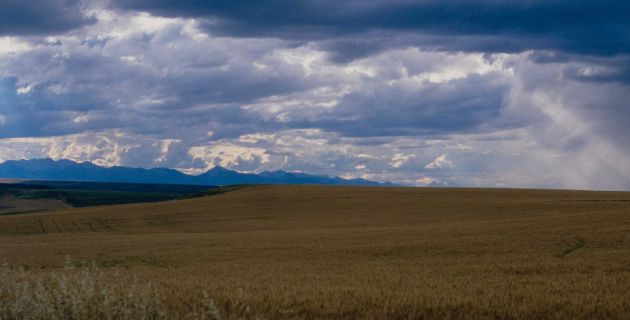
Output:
[390, 153, 415, 168]
[16, 85, 32, 95]
[0, 133, 129, 167]
[238, 133, 276, 144]
[415, 177, 434, 185]
[425, 154, 453, 170]
[188, 142, 270, 173]
[120, 55, 143, 64]
[0, 37, 32, 55]
[0, 131, 184, 169]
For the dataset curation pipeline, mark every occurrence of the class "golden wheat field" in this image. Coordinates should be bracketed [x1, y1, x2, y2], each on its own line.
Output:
[1, 185, 630, 319]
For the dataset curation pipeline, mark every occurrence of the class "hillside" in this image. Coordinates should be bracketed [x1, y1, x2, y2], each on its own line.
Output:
[0, 158, 393, 186]
[1, 186, 629, 319]
[0, 180, 214, 214]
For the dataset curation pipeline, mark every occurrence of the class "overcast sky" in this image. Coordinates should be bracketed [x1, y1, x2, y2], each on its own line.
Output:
[1, 0, 629, 189]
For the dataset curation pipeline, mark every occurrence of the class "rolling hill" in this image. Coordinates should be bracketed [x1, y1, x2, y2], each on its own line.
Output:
[1, 185, 629, 319]
[0, 180, 215, 214]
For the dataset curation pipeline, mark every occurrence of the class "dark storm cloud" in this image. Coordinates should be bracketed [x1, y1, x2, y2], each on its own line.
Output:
[0, 19, 318, 140]
[0, 77, 89, 138]
[294, 73, 511, 137]
[112, 0, 630, 56]
[562, 56, 630, 84]
[0, 0, 95, 36]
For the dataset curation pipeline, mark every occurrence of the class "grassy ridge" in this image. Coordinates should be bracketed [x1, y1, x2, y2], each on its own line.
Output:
[1, 185, 630, 319]
[0, 181, 214, 212]
[55, 190, 184, 207]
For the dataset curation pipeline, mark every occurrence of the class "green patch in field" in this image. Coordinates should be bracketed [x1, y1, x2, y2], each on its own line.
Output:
[557, 238, 586, 257]
[57, 190, 184, 207]
[16, 190, 61, 200]
[0, 181, 220, 210]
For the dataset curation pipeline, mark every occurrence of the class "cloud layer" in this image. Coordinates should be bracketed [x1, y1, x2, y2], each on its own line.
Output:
[0, 1, 629, 190]
[113, 0, 630, 56]
[0, 0, 96, 36]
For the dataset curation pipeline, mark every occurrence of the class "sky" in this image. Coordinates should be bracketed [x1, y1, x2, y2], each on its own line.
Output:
[0, 0, 629, 190]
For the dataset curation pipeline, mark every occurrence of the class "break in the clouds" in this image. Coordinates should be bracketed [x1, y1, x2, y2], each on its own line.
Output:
[0, 1, 629, 190]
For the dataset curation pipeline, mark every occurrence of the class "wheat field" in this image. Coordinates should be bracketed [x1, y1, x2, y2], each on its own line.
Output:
[1, 185, 630, 319]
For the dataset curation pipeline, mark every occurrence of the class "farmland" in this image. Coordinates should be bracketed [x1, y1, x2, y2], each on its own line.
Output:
[1, 185, 630, 319]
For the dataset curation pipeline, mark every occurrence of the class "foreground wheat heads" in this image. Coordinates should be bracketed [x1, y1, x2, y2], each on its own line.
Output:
[0, 261, 222, 320]
[1, 186, 630, 319]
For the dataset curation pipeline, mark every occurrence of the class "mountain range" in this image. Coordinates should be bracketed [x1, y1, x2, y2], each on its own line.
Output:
[0, 158, 394, 187]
